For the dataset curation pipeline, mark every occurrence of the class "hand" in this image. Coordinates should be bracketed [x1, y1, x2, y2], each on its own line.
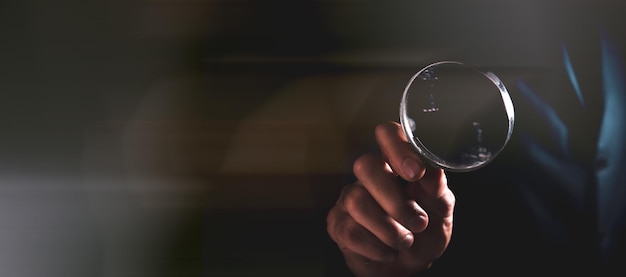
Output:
[326, 121, 455, 277]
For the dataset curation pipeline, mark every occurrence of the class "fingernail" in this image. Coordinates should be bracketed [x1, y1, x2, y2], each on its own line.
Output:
[402, 159, 421, 180]
[396, 233, 414, 250]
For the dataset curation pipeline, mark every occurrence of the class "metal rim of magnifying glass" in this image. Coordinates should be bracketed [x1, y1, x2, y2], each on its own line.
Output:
[399, 60, 515, 172]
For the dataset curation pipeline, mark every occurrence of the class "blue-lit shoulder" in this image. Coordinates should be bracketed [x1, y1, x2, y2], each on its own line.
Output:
[514, 31, 625, 188]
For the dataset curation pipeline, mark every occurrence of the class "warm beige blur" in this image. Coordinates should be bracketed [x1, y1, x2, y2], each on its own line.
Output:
[0, 0, 572, 276]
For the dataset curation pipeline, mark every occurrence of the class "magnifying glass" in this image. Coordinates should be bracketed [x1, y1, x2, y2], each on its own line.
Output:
[399, 61, 515, 172]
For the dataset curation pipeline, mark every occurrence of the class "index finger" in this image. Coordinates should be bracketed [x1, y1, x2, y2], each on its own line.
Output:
[375, 121, 426, 182]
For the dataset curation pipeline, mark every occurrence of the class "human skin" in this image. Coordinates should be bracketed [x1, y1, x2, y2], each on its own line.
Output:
[326, 121, 455, 277]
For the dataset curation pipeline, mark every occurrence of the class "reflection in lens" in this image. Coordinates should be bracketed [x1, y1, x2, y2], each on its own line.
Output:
[399, 61, 514, 172]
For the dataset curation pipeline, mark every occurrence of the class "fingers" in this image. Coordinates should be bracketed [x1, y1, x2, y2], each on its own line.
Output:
[408, 167, 447, 202]
[407, 166, 455, 220]
[327, 200, 398, 262]
[373, 121, 453, 221]
[405, 167, 455, 259]
[375, 121, 426, 182]
[353, 154, 428, 234]
[326, 121, 456, 276]
[342, 184, 414, 250]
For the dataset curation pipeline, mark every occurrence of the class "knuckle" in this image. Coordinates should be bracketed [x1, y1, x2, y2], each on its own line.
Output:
[326, 223, 338, 243]
[342, 186, 370, 213]
[440, 189, 456, 212]
[430, 188, 456, 218]
[342, 221, 368, 245]
[352, 153, 378, 177]
[326, 207, 339, 237]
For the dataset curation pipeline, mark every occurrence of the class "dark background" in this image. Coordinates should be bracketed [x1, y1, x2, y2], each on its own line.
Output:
[0, 0, 620, 276]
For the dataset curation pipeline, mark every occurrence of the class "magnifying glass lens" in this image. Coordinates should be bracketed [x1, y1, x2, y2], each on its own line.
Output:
[399, 61, 514, 172]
